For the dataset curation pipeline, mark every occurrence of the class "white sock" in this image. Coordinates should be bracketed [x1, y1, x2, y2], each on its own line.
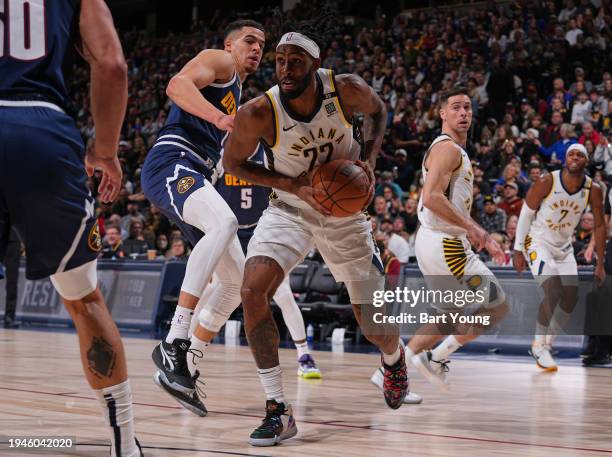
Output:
[187, 335, 209, 376]
[166, 305, 194, 343]
[404, 345, 416, 360]
[535, 321, 547, 345]
[432, 335, 462, 361]
[382, 343, 401, 366]
[257, 366, 285, 403]
[546, 307, 571, 345]
[94, 380, 139, 457]
[295, 341, 310, 359]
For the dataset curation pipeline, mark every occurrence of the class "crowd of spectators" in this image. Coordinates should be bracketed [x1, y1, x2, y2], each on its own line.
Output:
[71, 0, 611, 267]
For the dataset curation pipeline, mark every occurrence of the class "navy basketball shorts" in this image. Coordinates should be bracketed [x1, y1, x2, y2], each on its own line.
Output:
[0, 105, 99, 280]
[141, 143, 215, 246]
[237, 227, 255, 256]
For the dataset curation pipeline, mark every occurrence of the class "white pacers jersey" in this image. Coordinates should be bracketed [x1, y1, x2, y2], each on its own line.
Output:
[529, 170, 592, 248]
[264, 68, 357, 208]
[418, 134, 474, 236]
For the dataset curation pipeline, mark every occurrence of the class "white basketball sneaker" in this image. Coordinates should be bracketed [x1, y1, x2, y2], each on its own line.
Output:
[410, 351, 450, 390]
[370, 367, 423, 404]
[529, 341, 558, 372]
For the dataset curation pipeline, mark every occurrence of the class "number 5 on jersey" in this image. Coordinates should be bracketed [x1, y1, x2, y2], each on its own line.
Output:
[241, 188, 252, 209]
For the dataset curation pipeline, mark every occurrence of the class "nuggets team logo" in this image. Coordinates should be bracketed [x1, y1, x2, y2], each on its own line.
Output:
[325, 102, 337, 116]
[177, 176, 195, 194]
[88, 222, 102, 252]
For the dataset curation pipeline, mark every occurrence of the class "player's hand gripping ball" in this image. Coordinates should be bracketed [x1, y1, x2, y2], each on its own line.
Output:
[311, 159, 373, 217]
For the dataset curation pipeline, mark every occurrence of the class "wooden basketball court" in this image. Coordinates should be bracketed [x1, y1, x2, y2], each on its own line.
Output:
[1, 329, 611, 456]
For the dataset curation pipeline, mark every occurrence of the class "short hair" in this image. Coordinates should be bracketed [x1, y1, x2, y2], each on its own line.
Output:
[224, 20, 264, 39]
[106, 224, 120, 234]
[440, 86, 470, 105]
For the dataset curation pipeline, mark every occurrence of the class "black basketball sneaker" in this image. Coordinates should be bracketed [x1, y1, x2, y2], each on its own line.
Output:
[153, 369, 208, 416]
[152, 338, 194, 394]
[152, 338, 207, 416]
[249, 400, 297, 446]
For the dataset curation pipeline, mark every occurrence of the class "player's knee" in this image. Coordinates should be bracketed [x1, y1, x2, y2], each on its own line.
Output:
[241, 283, 268, 310]
[219, 212, 239, 234]
[560, 288, 578, 309]
[63, 292, 106, 319]
[197, 280, 242, 332]
[50, 260, 98, 301]
[206, 213, 238, 246]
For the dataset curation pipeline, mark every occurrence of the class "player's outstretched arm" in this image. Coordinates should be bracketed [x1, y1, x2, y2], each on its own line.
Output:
[336, 74, 386, 175]
[223, 98, 330, 215]
[166, 50, 236, 130]
[80, 0, 128, 202]
[589, 184, 606, 286]
[512, 175, 552, 272]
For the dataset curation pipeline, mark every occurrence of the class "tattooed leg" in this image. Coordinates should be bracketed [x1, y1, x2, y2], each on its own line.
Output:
[63, 288, 128, 388]
[241, 256, 286, 369]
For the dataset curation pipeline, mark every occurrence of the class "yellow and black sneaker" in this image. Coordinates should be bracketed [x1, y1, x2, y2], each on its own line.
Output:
[248, 400, 297, 446]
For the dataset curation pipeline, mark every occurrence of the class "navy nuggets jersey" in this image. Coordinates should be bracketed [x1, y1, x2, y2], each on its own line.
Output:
[159, 72, 241, 165]
[216, 144, 270, 228]
[0, 0, 79, 109]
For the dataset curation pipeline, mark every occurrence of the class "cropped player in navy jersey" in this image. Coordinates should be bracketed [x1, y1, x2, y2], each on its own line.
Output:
[141, 20, 265, 415]
[188, 143, 321, 380]
[0, 1, 141, 455]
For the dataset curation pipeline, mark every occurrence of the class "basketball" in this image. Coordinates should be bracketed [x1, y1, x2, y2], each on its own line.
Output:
[311, 159, 372, 217]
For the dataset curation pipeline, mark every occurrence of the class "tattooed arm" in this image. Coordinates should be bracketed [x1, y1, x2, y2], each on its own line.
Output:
[336, 73, 387, 172]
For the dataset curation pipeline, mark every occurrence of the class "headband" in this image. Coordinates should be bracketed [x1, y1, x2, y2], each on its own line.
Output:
[567, 143, 589, 160]
[276, 32, 320, 58]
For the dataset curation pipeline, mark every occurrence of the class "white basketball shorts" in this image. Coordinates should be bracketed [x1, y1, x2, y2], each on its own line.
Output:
[246, 199, 384, 304]
[415, 226, 505, 309]
[523, 234, 578, 286]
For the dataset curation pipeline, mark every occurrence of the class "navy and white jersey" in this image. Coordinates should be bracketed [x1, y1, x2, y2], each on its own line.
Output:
[0, 0, 79, 109]
[157, 72, 241, 166]
[216, 143, 270, 228]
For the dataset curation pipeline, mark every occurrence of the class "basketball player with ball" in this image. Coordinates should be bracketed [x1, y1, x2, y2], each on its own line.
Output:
[223, 30, 410, 446]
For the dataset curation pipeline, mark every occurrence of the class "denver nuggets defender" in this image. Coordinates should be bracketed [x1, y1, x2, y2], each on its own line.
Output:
[0, 1, 141, 455]
[141, 20, 265, 415]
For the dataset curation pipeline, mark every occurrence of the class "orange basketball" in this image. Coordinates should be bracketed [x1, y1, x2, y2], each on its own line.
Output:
[311, 159, 372, 217]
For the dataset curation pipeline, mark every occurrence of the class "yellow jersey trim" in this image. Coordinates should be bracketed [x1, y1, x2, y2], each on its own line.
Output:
[544, 172, 555, 201]
[265, 91, 279, 148]
[328, 69, 352, 129]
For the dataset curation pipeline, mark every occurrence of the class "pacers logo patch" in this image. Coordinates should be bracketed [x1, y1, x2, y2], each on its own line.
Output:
[88, 222, 102, 252]
[177, 176, 195, 194]
[466, 275, 482, 290]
